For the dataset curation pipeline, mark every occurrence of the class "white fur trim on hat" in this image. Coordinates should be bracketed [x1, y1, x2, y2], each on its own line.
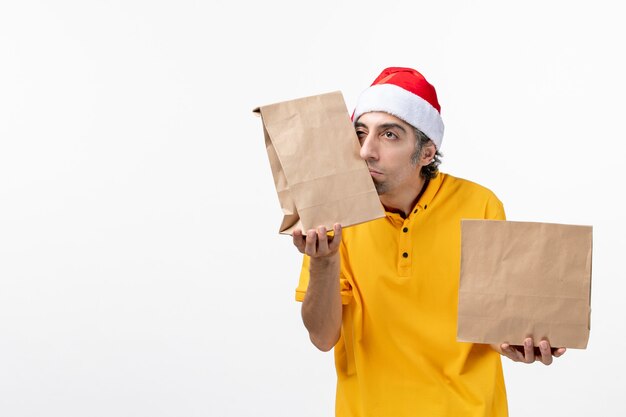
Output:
[353, 84, 444, 149]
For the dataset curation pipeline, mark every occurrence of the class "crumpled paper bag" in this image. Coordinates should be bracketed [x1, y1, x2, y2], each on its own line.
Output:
[254, 91, 384, 235]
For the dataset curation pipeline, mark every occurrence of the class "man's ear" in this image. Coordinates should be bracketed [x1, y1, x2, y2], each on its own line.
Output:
[419, 142, 436, 165]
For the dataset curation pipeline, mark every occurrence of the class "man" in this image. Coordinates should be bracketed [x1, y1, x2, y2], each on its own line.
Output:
[292, 67, 566, 416]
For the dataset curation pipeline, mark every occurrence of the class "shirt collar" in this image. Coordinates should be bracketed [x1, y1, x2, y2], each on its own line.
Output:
[415, 171, 444, 210]
[384, 172, 445, 222]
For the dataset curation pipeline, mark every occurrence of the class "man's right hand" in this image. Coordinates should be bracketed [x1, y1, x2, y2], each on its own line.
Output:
[293, 223, 342, 259]
[293, 223, 343, 352]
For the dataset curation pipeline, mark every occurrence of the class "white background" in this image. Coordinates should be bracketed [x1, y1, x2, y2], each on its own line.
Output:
[1, 1, 624, 416]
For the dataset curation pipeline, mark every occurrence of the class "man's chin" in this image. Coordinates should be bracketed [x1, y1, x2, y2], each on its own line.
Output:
[373, 181, 387, 195]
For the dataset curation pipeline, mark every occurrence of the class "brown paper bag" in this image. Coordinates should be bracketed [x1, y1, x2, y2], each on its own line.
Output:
[457, 220, 592, 349]
[254, 91, 384, 235]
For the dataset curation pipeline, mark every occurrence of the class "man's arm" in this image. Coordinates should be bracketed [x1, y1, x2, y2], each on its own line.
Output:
[293, 224, 343, 352]
[491, 338, 566, 365]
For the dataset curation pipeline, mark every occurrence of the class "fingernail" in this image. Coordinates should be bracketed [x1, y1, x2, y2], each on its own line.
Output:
[525, 339, 532, 347]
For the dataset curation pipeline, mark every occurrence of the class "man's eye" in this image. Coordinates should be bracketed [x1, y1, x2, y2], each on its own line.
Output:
[384, 131, 397, 139]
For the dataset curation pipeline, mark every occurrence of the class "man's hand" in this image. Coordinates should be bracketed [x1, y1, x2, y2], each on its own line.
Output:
[293, 224, 342, 258]
[494, 338, 566, 365]
[293, 223, 343, 352]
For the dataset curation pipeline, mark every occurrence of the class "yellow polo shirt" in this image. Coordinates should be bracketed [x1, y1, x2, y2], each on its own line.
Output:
[296, 173, 508, 417]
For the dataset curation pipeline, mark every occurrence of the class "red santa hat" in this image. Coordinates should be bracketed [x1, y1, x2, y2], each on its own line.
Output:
[353, 67, 444, 149]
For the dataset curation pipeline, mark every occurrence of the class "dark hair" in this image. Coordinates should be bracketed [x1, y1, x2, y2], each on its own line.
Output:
[411, 128, 442, 180]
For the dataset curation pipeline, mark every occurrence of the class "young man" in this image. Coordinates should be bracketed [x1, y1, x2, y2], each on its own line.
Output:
[292, 67, 565, 417]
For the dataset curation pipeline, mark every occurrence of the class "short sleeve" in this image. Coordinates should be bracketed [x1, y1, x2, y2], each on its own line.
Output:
[485, 193, 506, 221]
[294, 255, 311, 302]
[295, 252, 353, 305]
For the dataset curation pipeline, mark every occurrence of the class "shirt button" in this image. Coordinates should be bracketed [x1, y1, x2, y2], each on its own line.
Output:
[413, 209, 418, 214]
[403, 227, 408, 233]
[402, 252, 408, 258]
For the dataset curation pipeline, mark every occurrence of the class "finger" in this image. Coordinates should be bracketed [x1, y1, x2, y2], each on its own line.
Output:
[316, 226, 329, 254]
[304, 229, 318, 256]
[293, 229, 306, 253]
[501, 343, 524, 362]
[499, 344, 516, 361]
[553, 347, 567, 358]
[523, 338, 535, 363]
[328, 224, 343, 252]
[538, 340, 553, 365]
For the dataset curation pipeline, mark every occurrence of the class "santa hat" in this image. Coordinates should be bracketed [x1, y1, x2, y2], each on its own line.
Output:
[353, 67, 444, 149]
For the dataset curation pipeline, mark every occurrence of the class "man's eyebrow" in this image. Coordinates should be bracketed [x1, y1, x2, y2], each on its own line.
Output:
[380, 123, 407, 133]
[354, 122, 407, 132]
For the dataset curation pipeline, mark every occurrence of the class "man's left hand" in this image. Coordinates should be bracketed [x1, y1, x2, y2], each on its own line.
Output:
[494, 338, 566, 365]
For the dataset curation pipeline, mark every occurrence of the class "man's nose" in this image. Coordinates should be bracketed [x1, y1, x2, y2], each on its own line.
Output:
[359, 134, 378, 161]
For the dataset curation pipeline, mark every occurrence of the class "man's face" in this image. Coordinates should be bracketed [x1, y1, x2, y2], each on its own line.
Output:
[355, 112, 424, 196]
